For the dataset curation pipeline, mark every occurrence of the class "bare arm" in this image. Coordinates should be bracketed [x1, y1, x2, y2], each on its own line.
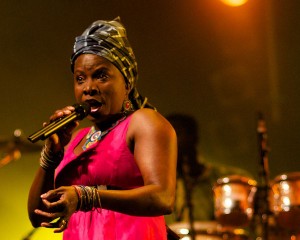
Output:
[98, 108, 177, 215]
[27, 167, 55, 227]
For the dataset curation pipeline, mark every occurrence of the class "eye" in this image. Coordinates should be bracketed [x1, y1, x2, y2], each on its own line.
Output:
[74, 75, 85, 84]
[94, 70, 108, 81]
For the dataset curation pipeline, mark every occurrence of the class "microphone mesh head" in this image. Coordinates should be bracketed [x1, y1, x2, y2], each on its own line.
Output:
[74, 102, 91, 119]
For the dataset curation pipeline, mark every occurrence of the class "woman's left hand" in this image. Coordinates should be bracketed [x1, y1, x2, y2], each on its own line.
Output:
[34, 186, 78, 233]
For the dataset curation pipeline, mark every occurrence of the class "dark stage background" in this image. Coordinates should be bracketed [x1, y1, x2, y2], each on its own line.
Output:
[0, 0, 299, 239]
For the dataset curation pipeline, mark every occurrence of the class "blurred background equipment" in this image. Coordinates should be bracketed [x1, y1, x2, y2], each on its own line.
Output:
[0, 129, 41, 168]
[168, 114, 300, 240]
[270, 172, 300, 239]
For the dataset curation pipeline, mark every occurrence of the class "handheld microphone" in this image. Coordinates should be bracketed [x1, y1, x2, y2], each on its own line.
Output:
[27, 102, 91, 143]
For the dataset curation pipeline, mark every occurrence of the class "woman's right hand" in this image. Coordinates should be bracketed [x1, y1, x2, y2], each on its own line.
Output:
[34, 186, 79, 233]
[44, 105, 79, 153]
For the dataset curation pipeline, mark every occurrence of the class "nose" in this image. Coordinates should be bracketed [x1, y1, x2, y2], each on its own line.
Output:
[83, 80, 99, 96]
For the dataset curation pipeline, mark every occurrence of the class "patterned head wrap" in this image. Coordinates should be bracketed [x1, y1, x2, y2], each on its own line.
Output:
[71, 17, 155, 110]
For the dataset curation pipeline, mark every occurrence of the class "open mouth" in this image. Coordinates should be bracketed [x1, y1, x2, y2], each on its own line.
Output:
[85, 99, 102, 113]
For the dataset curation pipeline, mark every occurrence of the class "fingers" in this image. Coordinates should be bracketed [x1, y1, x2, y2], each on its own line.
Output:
[35, 186, 78, 233]
[40, 189, 61, 202]
[34, 209, 63, 220]
[35, 208, 70, 233]
[50, 106, 75, 122]
[41, 186, 75, 202]
[54, 218, 68, 233]
[43, 105, 78, 148]
[41, 198, 65, 212]
[40, 191, 67, 214]
[40, 217, 69, 233]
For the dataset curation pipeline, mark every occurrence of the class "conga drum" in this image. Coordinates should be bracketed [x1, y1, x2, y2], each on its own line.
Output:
[270, 172, 300, 238]
[213, 175, 257, 228]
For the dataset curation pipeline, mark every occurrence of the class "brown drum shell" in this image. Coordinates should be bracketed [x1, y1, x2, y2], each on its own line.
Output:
[270, 172, 300, 233]
[213, 175, 257, 228]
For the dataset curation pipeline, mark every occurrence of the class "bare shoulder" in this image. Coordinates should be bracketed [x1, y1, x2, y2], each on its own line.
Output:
[127, 108, 176, 138]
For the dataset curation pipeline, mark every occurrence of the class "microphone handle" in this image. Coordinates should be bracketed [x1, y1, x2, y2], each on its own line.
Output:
[28, 116, 66, 141]
[28, 112, 78, 143]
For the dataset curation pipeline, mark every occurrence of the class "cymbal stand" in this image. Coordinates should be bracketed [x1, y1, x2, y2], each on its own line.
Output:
[252, 112, 271, 240]
[182, 156, 196, 240]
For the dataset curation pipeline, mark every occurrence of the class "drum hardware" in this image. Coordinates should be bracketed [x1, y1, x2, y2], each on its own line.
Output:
[181, 155, 196, 240]
[251, 112, 271, 240]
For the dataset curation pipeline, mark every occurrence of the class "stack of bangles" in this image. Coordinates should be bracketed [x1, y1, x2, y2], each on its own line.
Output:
[39, 145, 64, 170]
[73, 185, 102, 212]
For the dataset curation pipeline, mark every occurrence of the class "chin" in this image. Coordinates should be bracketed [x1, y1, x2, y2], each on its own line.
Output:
[87, 113, 101, 121]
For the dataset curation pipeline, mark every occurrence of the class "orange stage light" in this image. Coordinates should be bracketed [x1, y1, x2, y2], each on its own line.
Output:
[220, 0, 248, 7]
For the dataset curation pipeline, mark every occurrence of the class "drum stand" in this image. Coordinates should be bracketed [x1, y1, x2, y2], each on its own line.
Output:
[182, 157, 196, 240]
[185, 182, 196, 240]
[252, 113, 271, 240]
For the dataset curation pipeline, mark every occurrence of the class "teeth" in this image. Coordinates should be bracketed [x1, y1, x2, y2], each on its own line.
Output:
[90, 106, 100, 113]
[85, 100, 102, 113]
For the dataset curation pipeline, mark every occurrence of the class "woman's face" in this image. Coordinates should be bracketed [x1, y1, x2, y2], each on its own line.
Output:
[73, 54, 128, 123]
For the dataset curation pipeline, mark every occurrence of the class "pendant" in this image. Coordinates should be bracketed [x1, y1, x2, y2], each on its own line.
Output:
[82, 114, 128, 151]
[82, 128, 102, 150]
[90, 130, 102, 142]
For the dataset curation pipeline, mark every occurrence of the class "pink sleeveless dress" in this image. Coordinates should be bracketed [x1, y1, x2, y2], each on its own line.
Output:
[55, 115, 167, 240]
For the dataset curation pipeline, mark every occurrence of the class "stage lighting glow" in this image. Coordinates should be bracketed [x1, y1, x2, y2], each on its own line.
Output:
[220, 0, 248, 7]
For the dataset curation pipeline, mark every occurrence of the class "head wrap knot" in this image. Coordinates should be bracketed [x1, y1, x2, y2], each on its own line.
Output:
[71, 17, 155, 110]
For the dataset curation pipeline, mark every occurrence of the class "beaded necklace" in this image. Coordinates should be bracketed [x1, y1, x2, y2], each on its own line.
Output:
[82, 115, 127, 150]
